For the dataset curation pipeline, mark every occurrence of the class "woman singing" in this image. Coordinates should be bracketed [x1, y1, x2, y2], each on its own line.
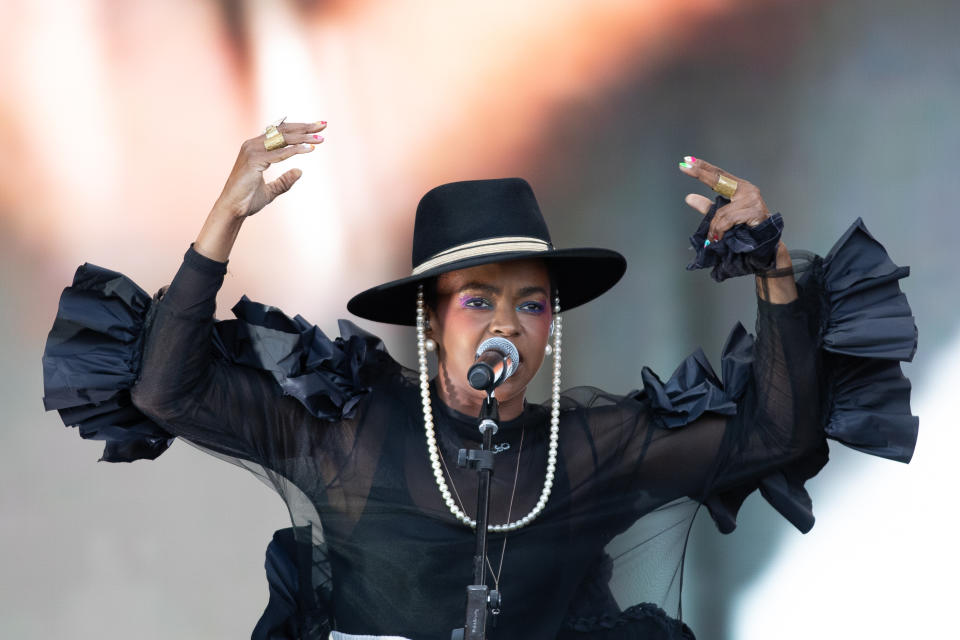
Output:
[42, 120, 918, 639]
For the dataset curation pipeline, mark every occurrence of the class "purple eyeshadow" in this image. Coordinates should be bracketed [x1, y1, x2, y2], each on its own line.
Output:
[457, 295, 547, 313]
[458, 295, 486, 308]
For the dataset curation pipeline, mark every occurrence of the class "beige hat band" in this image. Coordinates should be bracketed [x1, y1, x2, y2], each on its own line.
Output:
[411, 236, 552, 276]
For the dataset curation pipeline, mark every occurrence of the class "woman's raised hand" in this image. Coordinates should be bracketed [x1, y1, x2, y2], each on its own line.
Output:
[194, 120, 326, 262]
[678, 156, 770, 244]
[212, 120, 327, 219]
[679, 155, 797, 302]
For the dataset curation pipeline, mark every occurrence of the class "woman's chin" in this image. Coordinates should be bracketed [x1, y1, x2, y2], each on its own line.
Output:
[510, 357, 545, 383]
[497, 366, 533, 398]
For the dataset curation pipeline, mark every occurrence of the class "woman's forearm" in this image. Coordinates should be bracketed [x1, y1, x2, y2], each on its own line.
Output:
[194, 206, 245, 263]
[755, 241, 798, 304]
[129, 247, 282, 461]
[131, 248, 227, 421]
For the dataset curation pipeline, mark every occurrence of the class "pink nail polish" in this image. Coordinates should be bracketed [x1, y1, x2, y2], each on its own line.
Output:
[313, 134, 320, 140]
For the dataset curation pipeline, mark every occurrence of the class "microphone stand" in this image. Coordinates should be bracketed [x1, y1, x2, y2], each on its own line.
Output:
[451, 391, 501, 640]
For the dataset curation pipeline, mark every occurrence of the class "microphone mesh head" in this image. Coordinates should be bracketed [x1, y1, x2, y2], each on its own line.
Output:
[475, 337, 520, 379]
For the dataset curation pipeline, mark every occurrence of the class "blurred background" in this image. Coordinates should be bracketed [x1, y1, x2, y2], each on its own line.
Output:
[2, 0, 956, 637]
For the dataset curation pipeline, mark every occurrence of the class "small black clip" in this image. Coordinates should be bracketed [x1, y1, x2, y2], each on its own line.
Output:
[457, 448, 495, 471]
[489, 589, 501, 627]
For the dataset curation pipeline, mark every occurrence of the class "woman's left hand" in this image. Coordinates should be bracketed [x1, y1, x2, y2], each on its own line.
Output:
[678, 156, 771, 244]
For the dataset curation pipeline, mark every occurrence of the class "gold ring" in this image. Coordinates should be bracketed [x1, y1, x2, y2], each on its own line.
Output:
[264, 124, 286, 151]
[713, 174, 738, 199]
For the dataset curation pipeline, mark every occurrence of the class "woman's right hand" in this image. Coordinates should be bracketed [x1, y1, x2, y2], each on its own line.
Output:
[195, 120, 326, 262]
[213, 120, 327, 219]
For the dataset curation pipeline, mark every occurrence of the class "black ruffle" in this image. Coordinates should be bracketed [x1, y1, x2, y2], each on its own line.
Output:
[814, 218, 918, 462]
[637, 323, 754, 429]
[702, 217, 918, 533]
[42, 267, 396, 463]
[686, 196, 785, 282]
[42, 264, 173, 462]
[211, 296, 399, 422]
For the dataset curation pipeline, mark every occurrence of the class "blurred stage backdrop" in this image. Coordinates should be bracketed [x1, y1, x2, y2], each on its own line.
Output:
[2, 0, 957, 637]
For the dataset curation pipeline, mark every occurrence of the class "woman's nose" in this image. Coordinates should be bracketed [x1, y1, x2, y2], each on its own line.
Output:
[489, 305, 520, 336]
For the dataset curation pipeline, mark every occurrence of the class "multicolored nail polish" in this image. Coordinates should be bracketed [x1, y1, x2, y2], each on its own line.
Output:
[680, 161, 693, 169]
[712, 234, 719, 242]
[684, 156, 697, 164]
[313, 134, 321, 140]
[704, 239, 711, 247]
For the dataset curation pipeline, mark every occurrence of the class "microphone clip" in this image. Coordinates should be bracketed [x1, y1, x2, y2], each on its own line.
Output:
[457, 448, 495, 472]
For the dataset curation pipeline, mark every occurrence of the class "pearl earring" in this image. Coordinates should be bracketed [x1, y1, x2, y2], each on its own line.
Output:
[544, 317, 557, 356]
[425, 338, 436, 352]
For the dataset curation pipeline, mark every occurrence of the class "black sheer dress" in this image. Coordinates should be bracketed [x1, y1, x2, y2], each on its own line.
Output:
[42, 214, 918, 639]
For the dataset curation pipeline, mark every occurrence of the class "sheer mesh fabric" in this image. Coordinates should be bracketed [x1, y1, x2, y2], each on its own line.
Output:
[128, 247, 820, 639]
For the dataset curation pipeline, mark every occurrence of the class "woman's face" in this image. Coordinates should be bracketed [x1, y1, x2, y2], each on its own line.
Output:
[428, 259, 553, 413]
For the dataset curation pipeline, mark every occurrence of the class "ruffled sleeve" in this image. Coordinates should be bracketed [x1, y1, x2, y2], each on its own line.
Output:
[808, 218, 918, 456]
[42, 246, 399, 464]
[725, 218, 917, 533]
[647, 217, 917, 533]
[41, 264, 173, 462]
[212, 297, 397, 422]
[637, 322, 752, 429]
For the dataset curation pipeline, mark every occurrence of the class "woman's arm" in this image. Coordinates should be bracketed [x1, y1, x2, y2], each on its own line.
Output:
[129, 121, 327, 461]
[628, 159, 819, 502]
[677, 159, 820, 490]
[755, 242, 796, 303]
[629, 289, 819, 503]
[129, 247, 307, 462]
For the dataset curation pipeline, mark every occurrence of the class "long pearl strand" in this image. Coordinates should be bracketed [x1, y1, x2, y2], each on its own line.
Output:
[417, 285, 562, 532]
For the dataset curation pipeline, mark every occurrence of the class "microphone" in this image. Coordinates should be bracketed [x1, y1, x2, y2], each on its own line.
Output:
[468, 337, 520, 392]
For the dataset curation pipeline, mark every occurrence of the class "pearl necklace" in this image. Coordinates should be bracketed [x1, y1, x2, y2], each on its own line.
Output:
[416, 285, 562, 532]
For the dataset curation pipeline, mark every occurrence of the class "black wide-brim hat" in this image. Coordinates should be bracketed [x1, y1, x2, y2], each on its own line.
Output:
[347, 178, 626, 325]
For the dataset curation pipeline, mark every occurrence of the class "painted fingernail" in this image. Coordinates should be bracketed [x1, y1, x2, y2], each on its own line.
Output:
[712, 234, 719, 242]
[704, 239, 711, 247]
[679, 161, 693, 169]
[315, 135, 324, 142]
[684, 156, 697, 164]
[313, 134, 321, 140]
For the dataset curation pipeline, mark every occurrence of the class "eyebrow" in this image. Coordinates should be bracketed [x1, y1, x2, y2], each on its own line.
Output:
[458, 282, 500, 295]
[517, 285, 548, 298]
[457, 282, 548, 298]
